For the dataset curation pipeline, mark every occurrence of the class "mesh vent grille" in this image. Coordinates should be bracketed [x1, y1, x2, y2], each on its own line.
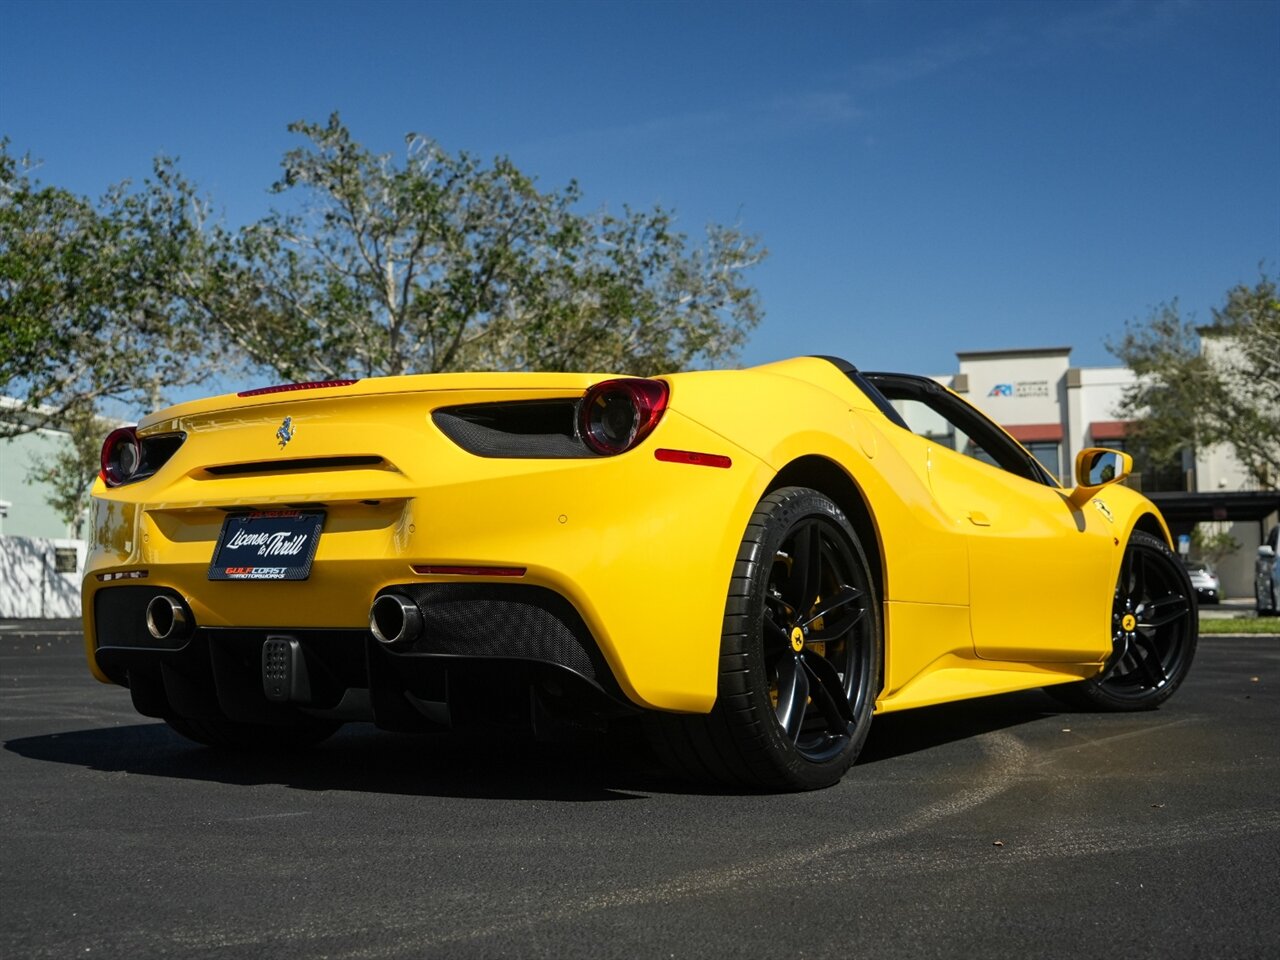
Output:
[433, 400, 596, 459]
[382, 583, 604, 682]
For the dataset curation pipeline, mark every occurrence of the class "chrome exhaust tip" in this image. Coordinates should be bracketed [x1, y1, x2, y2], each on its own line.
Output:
[370, 594, 423, 648]
[145, 595, 191, 642]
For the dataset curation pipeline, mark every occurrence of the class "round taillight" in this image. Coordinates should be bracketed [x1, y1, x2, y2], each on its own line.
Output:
[578, 379, 669, 455]
[101, 426, 142, 487]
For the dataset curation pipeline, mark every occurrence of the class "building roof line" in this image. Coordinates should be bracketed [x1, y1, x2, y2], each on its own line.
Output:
[956, 346, 1073, 360]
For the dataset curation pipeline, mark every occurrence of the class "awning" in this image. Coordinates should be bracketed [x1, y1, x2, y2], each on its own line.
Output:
[1089, 420, 1132, 441]
[1004, 423, 1063, 443]
[1147, 490, 1280, 525]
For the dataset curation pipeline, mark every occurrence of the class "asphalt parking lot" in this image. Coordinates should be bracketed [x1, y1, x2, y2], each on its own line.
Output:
[2, 620, 1278, 960]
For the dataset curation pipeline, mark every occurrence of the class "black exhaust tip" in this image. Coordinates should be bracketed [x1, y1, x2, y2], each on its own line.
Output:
[370, 594, 424, 648]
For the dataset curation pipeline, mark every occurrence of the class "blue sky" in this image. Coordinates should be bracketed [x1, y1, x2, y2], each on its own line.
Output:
[4, 0, 1278, 380]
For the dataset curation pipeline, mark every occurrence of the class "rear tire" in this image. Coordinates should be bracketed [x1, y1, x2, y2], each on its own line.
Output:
[1049, 530, 1196, 711]
[164, 714, 341, 751]
[647, 487, 881, 791]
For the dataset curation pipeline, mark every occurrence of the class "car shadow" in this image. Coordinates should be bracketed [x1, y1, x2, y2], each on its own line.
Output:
[3, 721, 671, 801]
[857, 688, 1062, 764]
[5, 690, 1066, 799]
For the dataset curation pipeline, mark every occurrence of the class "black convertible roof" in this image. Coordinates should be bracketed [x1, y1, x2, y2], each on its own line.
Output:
[810, 356, 909, 430]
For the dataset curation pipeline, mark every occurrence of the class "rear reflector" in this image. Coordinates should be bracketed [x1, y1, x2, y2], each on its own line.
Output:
[238, 380, 359, 398]
[412, 565, 527, 578]
[97, 570, 149, 581]
[654, 448, 732, 469]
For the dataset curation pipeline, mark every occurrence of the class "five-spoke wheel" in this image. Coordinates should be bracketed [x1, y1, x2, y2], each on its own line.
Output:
[1051, 530, 1197, 711]
[648, 486, 881, 790]
[762, 515, 874, 764]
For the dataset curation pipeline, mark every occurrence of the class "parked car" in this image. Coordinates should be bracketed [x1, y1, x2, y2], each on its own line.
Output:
[1182, 560, 1221, 604]
[81, 357, 1198, 790]
[1258, 526, 1280, 615]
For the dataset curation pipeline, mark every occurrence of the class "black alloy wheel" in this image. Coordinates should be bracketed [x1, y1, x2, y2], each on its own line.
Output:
[762, 513, 873, 763]
[647, 487, 881, 790]
[1050, 530, 1197, 711]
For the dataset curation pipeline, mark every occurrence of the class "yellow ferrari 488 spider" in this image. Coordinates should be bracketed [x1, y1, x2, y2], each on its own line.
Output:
[83, 356, 1197, 790]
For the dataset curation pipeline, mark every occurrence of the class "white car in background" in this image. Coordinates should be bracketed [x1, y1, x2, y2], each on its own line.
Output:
[1258, 527, 1280, 615]
[1182, 560, 1221, 604]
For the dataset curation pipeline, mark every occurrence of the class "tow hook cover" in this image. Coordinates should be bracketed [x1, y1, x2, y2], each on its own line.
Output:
[262, 636, 311, 703]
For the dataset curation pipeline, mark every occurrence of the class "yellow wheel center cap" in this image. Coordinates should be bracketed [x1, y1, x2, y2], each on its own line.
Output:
[1122, 613, 1136, 632]
[790, 627, 805, 652]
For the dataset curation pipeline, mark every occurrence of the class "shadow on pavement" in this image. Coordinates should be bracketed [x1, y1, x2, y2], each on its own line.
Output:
[6, 690, 1065, 799]
[4, 721, 669, 802]
[857, 688, 1060, 764]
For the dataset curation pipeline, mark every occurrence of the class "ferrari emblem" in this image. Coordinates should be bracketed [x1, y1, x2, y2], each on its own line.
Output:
[276, 416, 296, 448]
[1091, 498, 1114, 524]
[790, 626, 805, 652]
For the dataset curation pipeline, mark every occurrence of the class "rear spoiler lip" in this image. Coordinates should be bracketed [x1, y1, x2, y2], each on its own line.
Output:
[136, 373, 618, 433]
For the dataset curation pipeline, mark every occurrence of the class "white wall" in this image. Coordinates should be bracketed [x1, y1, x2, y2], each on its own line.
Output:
[1065, 365, 1135, 471]
[0, 536, 86, 618]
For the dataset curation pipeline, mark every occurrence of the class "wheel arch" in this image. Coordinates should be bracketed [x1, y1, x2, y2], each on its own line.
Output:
[763, 455, 885, 613]
[1130, 510, 1173, 549]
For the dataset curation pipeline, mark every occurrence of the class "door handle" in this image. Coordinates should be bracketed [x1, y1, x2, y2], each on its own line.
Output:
[967, 511, 991, 527]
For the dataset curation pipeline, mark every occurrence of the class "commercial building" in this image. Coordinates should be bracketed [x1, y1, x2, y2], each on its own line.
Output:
[0, 397, 81, 539]
[0, 399, 88, 617]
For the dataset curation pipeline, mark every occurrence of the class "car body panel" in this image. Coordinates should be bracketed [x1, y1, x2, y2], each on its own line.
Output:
[83, 356, 1177, 719]
[85, 390, 769, 712]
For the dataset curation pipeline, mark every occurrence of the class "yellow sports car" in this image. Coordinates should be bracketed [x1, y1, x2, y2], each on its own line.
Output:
[82, 356, 1197, 790]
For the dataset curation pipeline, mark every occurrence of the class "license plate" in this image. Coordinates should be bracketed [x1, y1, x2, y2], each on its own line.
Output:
[208, 511, 324, 581]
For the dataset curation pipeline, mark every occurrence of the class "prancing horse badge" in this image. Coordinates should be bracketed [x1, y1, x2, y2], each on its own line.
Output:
[276, 416, 296, 448]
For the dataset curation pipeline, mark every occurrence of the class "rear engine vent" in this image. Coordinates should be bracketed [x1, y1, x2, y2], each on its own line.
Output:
[375, 583, 614, 690]
[433, 399, 595, 459]
[203, 455, 386, 477]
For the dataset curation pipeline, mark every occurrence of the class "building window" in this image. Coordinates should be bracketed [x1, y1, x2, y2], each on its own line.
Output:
[1102, 439, 1189, 492]
[1023, 441, 1061, 481]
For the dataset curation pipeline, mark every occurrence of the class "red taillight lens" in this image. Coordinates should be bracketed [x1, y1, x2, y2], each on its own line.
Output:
[654, 448, 732, 469]
[411, 565, 527, 577]
[100, 426, 141, 487]
[578, 378, 669, 455]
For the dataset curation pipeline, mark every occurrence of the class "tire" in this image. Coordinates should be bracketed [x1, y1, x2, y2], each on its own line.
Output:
[164, 714, 341, 751]
[1049, 530, 1197, 711]
[647, 487, 881, 791]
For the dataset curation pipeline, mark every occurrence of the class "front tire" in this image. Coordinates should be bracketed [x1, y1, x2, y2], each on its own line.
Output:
[1050, 530, 1197, 711]
[648, 487, 881, 790]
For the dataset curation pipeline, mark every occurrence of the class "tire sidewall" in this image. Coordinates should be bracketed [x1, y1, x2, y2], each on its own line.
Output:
[1083, 529, 1198, 710]
[739, 487, 882, 789]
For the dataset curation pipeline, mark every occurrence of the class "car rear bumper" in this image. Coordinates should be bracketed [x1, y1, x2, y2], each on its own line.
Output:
[91, 581, 638, 732]
[83, 409, 773, 714]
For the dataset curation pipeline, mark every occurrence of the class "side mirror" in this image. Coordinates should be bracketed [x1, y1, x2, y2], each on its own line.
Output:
[1068, 448, 1133, 507]
[1075, 447, 1133, 488]
[1260, 545, 1277, 560]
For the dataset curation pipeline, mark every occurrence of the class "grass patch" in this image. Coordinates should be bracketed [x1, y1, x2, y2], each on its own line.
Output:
[1199, 617, 1280, 635]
